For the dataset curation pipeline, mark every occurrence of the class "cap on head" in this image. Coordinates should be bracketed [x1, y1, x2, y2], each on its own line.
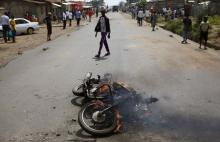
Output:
[48, 12, 52, 15]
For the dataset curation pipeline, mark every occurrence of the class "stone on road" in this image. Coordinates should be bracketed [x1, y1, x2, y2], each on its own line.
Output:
[0, 13, 220, 142]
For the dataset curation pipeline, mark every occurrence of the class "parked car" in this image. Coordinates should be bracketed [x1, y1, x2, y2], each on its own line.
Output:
[0, 18, 39, 36]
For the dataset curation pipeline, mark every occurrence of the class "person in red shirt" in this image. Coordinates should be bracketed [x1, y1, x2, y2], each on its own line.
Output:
[88, 9, 93, 22]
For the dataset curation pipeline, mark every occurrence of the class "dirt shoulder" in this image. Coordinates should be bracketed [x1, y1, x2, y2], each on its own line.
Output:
[0, 20, 89, 68]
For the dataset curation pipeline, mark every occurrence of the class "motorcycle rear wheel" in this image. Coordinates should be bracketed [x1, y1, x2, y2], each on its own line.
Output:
[78, 101, 118, 136]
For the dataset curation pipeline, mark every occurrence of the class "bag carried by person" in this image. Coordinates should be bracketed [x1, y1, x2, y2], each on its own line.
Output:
[8, 30, 13, 38]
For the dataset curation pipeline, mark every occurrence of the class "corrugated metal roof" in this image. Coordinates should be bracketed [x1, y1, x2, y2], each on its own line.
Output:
[23, 0, 46, 4]
[46, 0, 61, 2]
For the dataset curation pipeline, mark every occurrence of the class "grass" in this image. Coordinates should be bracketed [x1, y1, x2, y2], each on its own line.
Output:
[208, 15, 220, 25]
[156, 15, 220, 49]
[164, 19, 183, 34]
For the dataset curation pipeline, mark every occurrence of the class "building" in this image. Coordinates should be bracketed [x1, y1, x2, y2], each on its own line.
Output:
[146, 0, 185, 9]
[0, 0, 62, 23]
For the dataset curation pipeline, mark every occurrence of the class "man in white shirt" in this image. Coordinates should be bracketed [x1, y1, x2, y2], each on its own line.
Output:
[0, 12, 10, 43]
[137, 9, 144, 26]
[62, 11, 67, 29]
[68, 11, 73, 27]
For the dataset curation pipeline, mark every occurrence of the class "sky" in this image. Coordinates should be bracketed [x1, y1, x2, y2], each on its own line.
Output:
[68, 0, 126, 6]
[104, 0, 126, 6]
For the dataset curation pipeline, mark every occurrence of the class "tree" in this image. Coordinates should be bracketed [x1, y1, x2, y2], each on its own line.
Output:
[137, 0, 146, 8]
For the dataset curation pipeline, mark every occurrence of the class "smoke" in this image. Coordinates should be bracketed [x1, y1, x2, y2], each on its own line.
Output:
[100, 73, 159, 128]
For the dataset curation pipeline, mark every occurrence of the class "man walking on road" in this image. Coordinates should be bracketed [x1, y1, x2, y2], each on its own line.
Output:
[44, 12, 52, 41]
[137, 9, 144, 26]
[0, 12, 10, 43]
[94, 9, 111, 58]
[150, 12, 157, 31]
[88, 9, 93, 22]
[181, 15, 192, 44]
[68, 11, 73, 27]
[75, 9, 81, 26]
[62, 11, 67, 29]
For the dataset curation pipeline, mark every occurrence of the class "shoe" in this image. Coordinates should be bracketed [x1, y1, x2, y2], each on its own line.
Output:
[95, 54, 100, 58]
[104, 52, 110, 56]
[204, 47, 207, 50]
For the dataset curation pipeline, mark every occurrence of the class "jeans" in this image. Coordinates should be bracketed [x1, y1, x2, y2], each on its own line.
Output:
[183, 30, 191, 42]
[98, 32, 110, 55]
[2, 25, 10, 42]
[76, 18, 80, 26]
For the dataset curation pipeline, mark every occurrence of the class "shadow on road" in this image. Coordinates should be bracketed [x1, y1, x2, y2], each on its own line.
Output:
[92, 56, 108, 61]
[76, 129, 95, 139]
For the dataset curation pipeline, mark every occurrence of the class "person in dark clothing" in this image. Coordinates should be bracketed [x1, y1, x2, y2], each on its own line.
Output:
[44, 12, 52, 41]
[182, 15, 192, 44]
[94, 9, 111, 58]
[150, 12, 157, 31]
[96, 7, 99, 18]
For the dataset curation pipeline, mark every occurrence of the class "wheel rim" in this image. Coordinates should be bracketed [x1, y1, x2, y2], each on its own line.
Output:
[81, 103, 116, 132]
[28, 28, 33, 34]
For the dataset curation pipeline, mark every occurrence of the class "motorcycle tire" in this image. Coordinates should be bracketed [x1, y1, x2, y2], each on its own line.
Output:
[78, 101, 118, 136]
[72, 84, 85, 96]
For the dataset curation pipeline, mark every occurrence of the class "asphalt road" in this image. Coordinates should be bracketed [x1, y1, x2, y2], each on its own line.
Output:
[0, 13, 220, 142]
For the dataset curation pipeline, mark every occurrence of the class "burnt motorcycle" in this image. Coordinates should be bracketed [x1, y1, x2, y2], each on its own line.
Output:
[72, 72, 113, 97]
[78, 82, 158, 136]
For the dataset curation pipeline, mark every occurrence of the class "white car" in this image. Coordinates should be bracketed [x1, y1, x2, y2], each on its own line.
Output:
[0, 18, 40, 36]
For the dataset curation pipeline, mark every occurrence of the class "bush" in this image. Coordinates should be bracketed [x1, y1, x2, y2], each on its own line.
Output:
[157, 16, 165, 24]
[192, 23, 200, 41]
[164, 19, 183, 34]
[218, 31, 220, 37]
[209, 15, 220, 25]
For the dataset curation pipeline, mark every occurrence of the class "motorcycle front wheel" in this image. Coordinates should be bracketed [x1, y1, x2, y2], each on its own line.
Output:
[78, 101, 118, 136]
[72, 84, 85, 97]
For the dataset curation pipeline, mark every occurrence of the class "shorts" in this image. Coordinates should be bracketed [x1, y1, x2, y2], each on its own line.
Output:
[200, 31, 208, 41]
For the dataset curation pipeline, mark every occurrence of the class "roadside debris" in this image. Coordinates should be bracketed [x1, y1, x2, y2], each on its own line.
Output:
[42, 47, 49, 51]
[56, 133, 61, 137]
[72, 118, 77, 122]
[17, 48, 23, 55]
